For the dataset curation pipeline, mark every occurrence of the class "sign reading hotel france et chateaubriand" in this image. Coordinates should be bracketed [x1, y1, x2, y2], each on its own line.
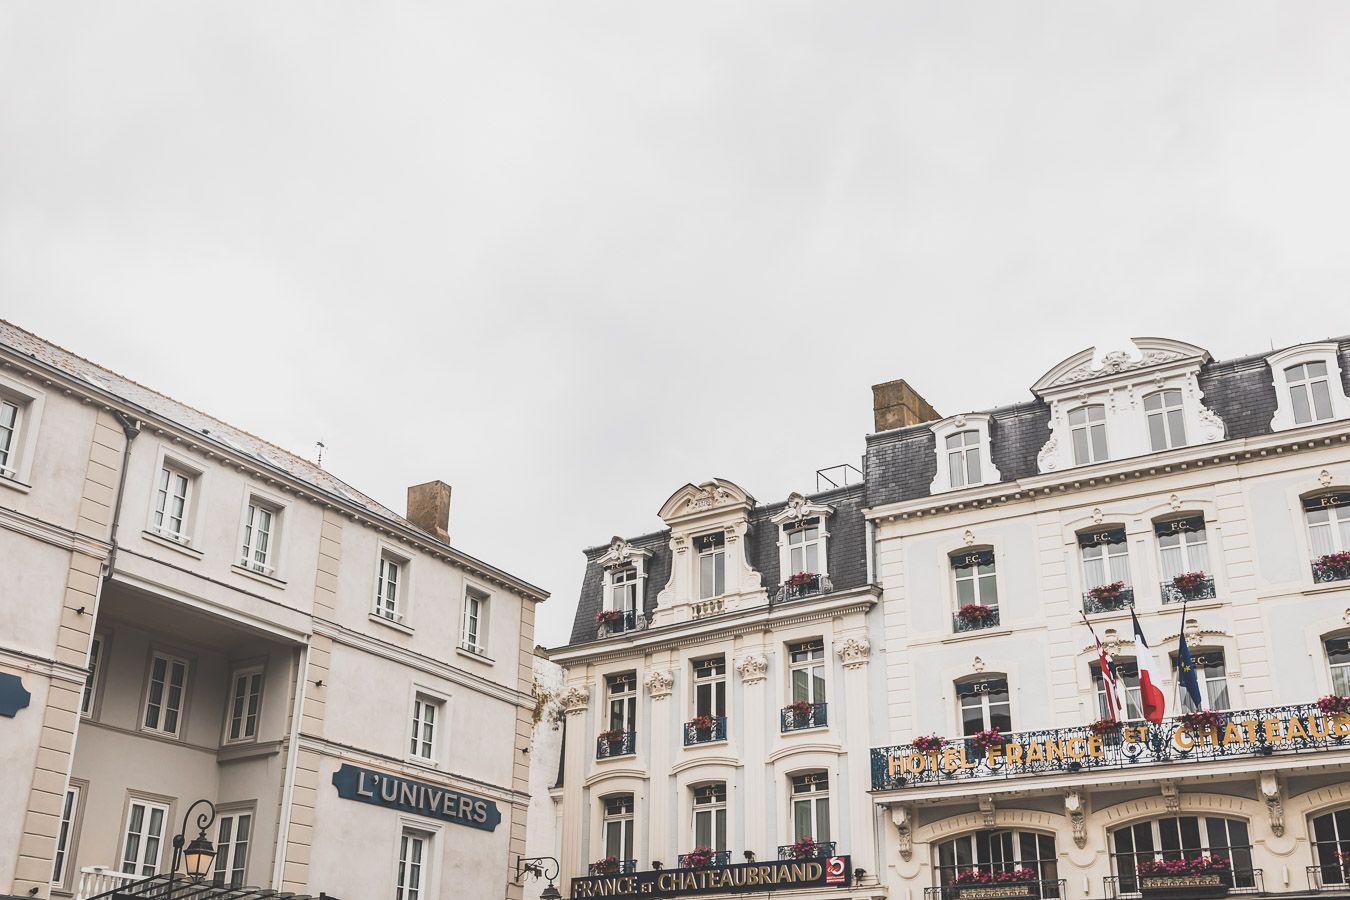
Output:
[331, 764, 501, 831]
[872, 703, 1350, 790]
[571, 856, 851, 898]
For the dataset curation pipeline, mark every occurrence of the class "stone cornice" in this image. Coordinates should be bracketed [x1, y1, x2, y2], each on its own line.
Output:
[0, 505, 111, 558]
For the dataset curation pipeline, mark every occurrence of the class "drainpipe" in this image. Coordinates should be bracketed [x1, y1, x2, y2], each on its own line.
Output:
[104, 410, 141, 580]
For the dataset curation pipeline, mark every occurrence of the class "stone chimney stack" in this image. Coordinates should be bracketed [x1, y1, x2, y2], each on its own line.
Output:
[406, 480, 452, 542]
[871, 379, 940, 432]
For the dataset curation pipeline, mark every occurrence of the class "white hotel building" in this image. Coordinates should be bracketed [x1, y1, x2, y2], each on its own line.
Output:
[550, 335, 1350, 900]
[0, 321, 548, 900]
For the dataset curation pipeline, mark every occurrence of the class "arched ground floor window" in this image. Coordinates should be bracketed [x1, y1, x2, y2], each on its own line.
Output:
[934, 830, 1058, 891]
[1311, 808, 1350, 888]
[1110, 815, 1255, 893]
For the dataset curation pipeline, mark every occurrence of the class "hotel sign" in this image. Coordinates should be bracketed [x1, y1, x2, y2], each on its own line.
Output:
[331, 764, 501, 831]
[872, 703, 1350, 790]
[571, 856, 851, 898]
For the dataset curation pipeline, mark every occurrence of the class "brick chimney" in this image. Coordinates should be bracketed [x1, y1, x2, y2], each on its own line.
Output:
[406, 480, 452, 542]
[871, 379, 940, 432]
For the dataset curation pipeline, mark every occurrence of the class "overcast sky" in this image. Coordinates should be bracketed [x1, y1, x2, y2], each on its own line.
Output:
[3, 2, 1349, 647]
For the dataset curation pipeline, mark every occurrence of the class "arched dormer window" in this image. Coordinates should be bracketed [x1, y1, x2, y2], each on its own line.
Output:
[595, 536, 652, 636]
[1305, 491, 1350, 584]
[771, 493, 835, 601]
[1268, 343, 1350, 431]
[1069, 405, 1109, 465]
[930, 414, 1000, 494]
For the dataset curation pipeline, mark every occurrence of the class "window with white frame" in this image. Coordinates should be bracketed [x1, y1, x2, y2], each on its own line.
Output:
[935, 830, 1058, 888]
[239, 499, 279, 575]
[1080, 528, 1131, 590]
[212, 811, 252, 888]
[82, 634, 104, 717]
[1069, 405, 1109, 465]
[142, 652, 188, 736]
[692, 783, 727, 851]
[224, 667, 263, 743]
[789, 639, 826, 706]
[120, 799, 169, 876]
[396, 828, 430, 900]
[1307, 493, 1350, 558]
[374, 552, 406, 624]
[1325, 638, 1350, 696]
[930, 414, 1001, 493]
[785, 519, 822, 576]
[603, 795, 635, 862]
[946, 431, 983, 488]
[0, 380, 43, 485]
[1111, 816, 1255, 891]
[0, 397, 20, 479]
[1144, 389, 1187, 451]
[460, 587, 489, 654]
[609, 567, 638, 613]
[1268, 344, 1350, 431]
[152, 464, 194, 541]
[790, 773, 830, 844]
[1287, 361, 1336, 424]
[1155, 516, 1210, 580]
[952, 550, 998, 610]
[1312, 808, 1350, 884]
[607, 672, 637, 733]
[695, 532, 726, 599]
[693, 656, 726, 719]
[51, 783, 81, 886]
[958, 676, 1011, 736]
[1091, 658, 1142, 720]
[1170, 647, 1230, 711]
[409, 693, 442, 762]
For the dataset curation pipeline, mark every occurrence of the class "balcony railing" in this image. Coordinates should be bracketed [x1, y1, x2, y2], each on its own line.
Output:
[595, 610, 645, 638]
[684, 716, 728, 745]
[774, 573, 834, 603]
[953, 607, 1001, 633]
[678, 850, 732, 868]
[1308, 864, 1350, 892]
[777, 841, 837, 861]
[1161, 577, 1216, 604]
[924, 879, 1065, 900]
[872, 702, 1350, 791]
[1082, 587, 1135, 615]
[596, 730, 636, 759]
[1312, 560, 1350, 584]
[781, 702, 828, 732]
[76, 867, 142, 900]
[1104, 869, 1262, 898]
[588, 859, 638, 876]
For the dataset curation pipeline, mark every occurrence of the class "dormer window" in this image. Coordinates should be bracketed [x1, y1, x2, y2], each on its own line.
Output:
[786, 520, 821, 574]
[1069, 405, 1109, 465]
[610, 567, 638, 613]
[929, 414, 1000, 494]
[1267, 343, 1350, 431]
[1144, 390, 1187, 451]
[946, 431, 982, 488]
[695, 533, 726, 599]
[1287, 362, 1334, 424]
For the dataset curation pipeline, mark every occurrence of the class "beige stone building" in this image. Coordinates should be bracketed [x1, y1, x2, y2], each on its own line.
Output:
[0, 320, 547, 900]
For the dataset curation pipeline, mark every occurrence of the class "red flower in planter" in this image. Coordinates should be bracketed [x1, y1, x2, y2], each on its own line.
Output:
[1317, 695, 1350, 715]
[971, 728, 1004, 751]
[596, 609, 624, 625]
[786, 572, 817, 588]
[591, 856, 619, 874]
[912, 734, 945, 753]
[1171, 571, 1208, 594]
[789, 836, 818, 859]
[1179, 709, 1226, 733]
[691, 714, 715, 732]
[684, 846, 716, 867]
[1314, 551, 1350, 581]
[598, 728, 626, 743]
[789, 699, 814, 718]
[957, 604, 995, 625]
[1088, 580, 1126, 602]
[1137, 854, 1229, 876]
[1090, 717, 1123, 735]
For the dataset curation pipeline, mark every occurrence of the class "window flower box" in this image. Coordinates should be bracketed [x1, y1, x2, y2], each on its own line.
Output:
[598, 728, 626, 744]
[954, 868, 1040, 899]
[683, 846, 716, 868]
[957, 604, 996, 626]
[1172, 571, 1210, 597]
[1317, 695, 1350, 715]
[1314, 552, 1350, 583]
[590, 856, 619, 875]
[786, 571, 817, 588]
[912, 734, 945, 754]
[1090, 717, 1123, 736]
[971, 728, 1004, 752]
[1088, 580, 1127, 603]
[787, 836, 818, 860]
[1179, 709, 1227, 734]
[1137, 855, 1232, 898]
[691, 714, 715, 732]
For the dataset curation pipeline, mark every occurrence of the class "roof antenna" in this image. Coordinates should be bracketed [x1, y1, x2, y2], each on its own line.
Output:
[316, 440, 326, 467]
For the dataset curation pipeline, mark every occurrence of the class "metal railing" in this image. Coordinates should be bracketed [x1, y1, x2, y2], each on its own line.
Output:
[776, 841, 837, 860]
[684, 716, 728, 745]
[596, 610, 645, 638]
[678, 850, 732, 868]
[77, 867, 142, 900]
[1160, 577, 1216, 604]
[1082, 587, 1135, 615]
[1312, 562, 1350, 584]
[1104, 869, 1262, 897]
[596, 730, 636, 759]
[781, 702, 828, 732]
[774, 574, 834, 603]
[588, 859, 638, 875]
[924, 879, 1065, 899]
[1308, 864, 1350, 892]
[953, 607, 1001, 633]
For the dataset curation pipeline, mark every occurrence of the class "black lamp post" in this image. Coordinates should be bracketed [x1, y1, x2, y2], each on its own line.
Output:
[515, 855, 562, 900]
[169, 799, 218, 889]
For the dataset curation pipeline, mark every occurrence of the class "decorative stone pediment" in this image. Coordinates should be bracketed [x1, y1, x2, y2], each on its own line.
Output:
[558, 686, 590, 716]
[658, 478, 754, 524]
[645, 669, 674, 700]
[1032, 337, 1211, 396]
[769, 492, 834, 526]
[596, 535, 652, 569]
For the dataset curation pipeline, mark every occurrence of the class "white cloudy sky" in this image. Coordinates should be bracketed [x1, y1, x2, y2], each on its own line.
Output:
[3, 2, 1349, 646]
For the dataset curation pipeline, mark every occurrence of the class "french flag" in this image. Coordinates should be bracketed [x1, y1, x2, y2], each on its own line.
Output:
[1130, 608, 1166, 724]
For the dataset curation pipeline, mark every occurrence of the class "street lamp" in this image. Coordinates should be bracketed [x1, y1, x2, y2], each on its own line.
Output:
[515, 855, 562, 900]
[170, 799, 218, 886]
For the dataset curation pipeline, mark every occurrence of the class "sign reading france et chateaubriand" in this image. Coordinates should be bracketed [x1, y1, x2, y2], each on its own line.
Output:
[571, 856, 851, 898]
[331, 764, 500, 831]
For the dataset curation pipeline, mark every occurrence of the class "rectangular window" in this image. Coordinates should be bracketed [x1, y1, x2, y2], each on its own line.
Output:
[1307, 496, 1350, 558]
[604, 795, 635, 862]
[1145, 390, 1187, 451]
[212, 811, 252, 888]
[225, 668, 263, 743]
[143, 652, 188, 736]
[790, 773, 830, 843]
[0, 398, 19, 477]
[952, 551, 998, 608]
[82, 635, 103, 717]
[692, 784, 727, 851]
[1069, 405, 1109, 465]
[1288, 362, 1335, 424]
[410, 693, 441, 762]
[239, 502, 277, 575]
[946, 430, 983, 488]
[52, 784, 80, 885]
[789, 640, 826, 704]
[608, 672, 637, 732]
[1328, 639, 1350, 696]
[1171, 648, 1230, 711]
[696, 533, 726, 600]
[120, 799, 168, 876]
[376, 555, 403, 623]
[1093, 659, 1143, 720]
[152, 465, 193, 540]
[396, 830, 429, 900]
[692, 656, 726, 719]
[461, 588, 488, 653]
[786, 521, 822, 575]
[958, 677, 1011, 736]
[1080, 529, 1131, 589]
[1156, 517, 1210, 580]
[610, 567, 638, 613]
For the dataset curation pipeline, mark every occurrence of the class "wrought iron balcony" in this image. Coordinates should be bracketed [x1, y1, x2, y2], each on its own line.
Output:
[774, 573, 834, 603]
[678, 850, 732, 868]
[923, 879, 1064, 900]
[1081, 587, 1135, 614]
[953, 607, 1000, 633]
[776, 841, 837, 861]
[684, 716, 728, 745]
[595, 609, 645, 638]
[1308, 864, 1350, 892]
[596, 730, 636, 759]
[1161, 577, 1216, 604]
[588, 859, 638, 876]
[872, 701, 1350, 791]
[1104, 869, 1262, 898]
[781, 702, 828, 732]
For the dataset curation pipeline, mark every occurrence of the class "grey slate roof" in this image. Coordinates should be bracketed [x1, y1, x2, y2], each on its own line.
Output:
[566, 483, 868, 646]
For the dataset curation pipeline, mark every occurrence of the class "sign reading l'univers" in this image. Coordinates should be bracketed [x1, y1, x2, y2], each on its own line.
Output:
[330, 764, 501, 831]
[571, 856, 851, 898]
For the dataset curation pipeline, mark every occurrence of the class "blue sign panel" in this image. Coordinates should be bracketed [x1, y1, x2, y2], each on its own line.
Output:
[330, 764, 500, 832]
[0, 673, 30, 718]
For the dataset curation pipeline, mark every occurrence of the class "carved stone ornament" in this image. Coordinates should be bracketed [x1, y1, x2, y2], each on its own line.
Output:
[979, 795, 996, 827]
[1197, 404, 1226, 442]
[558, 686, 591, 716]
[770, 492, 835, 525]
[1184, 617, 1201, 648]
[686, 485, 737, 513]
[963, 529, 976, 547]
[973, 655, 986, 673]
[1321, 469, 1335, 488]
[1161, 780, 1180, 812]
[1169, 493, 1183, 512]
[645, 669, 674, 701]
[891, 805, 914, 861]
[1260, 773, 1284, 837]
[836, 636, 871, 670]
[1036, 434, 1060, 473]
[1102, 628, 1122, 657]
[736, 654, 769, 685]
[1051, 348, 1186, 387]
[596, 535, 652, 569]
[1092, 507, 1104, 525]
[1065, 788, 1086, 849]
[1343, 608, 1350, 627]
[953, 414, 967, 428]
